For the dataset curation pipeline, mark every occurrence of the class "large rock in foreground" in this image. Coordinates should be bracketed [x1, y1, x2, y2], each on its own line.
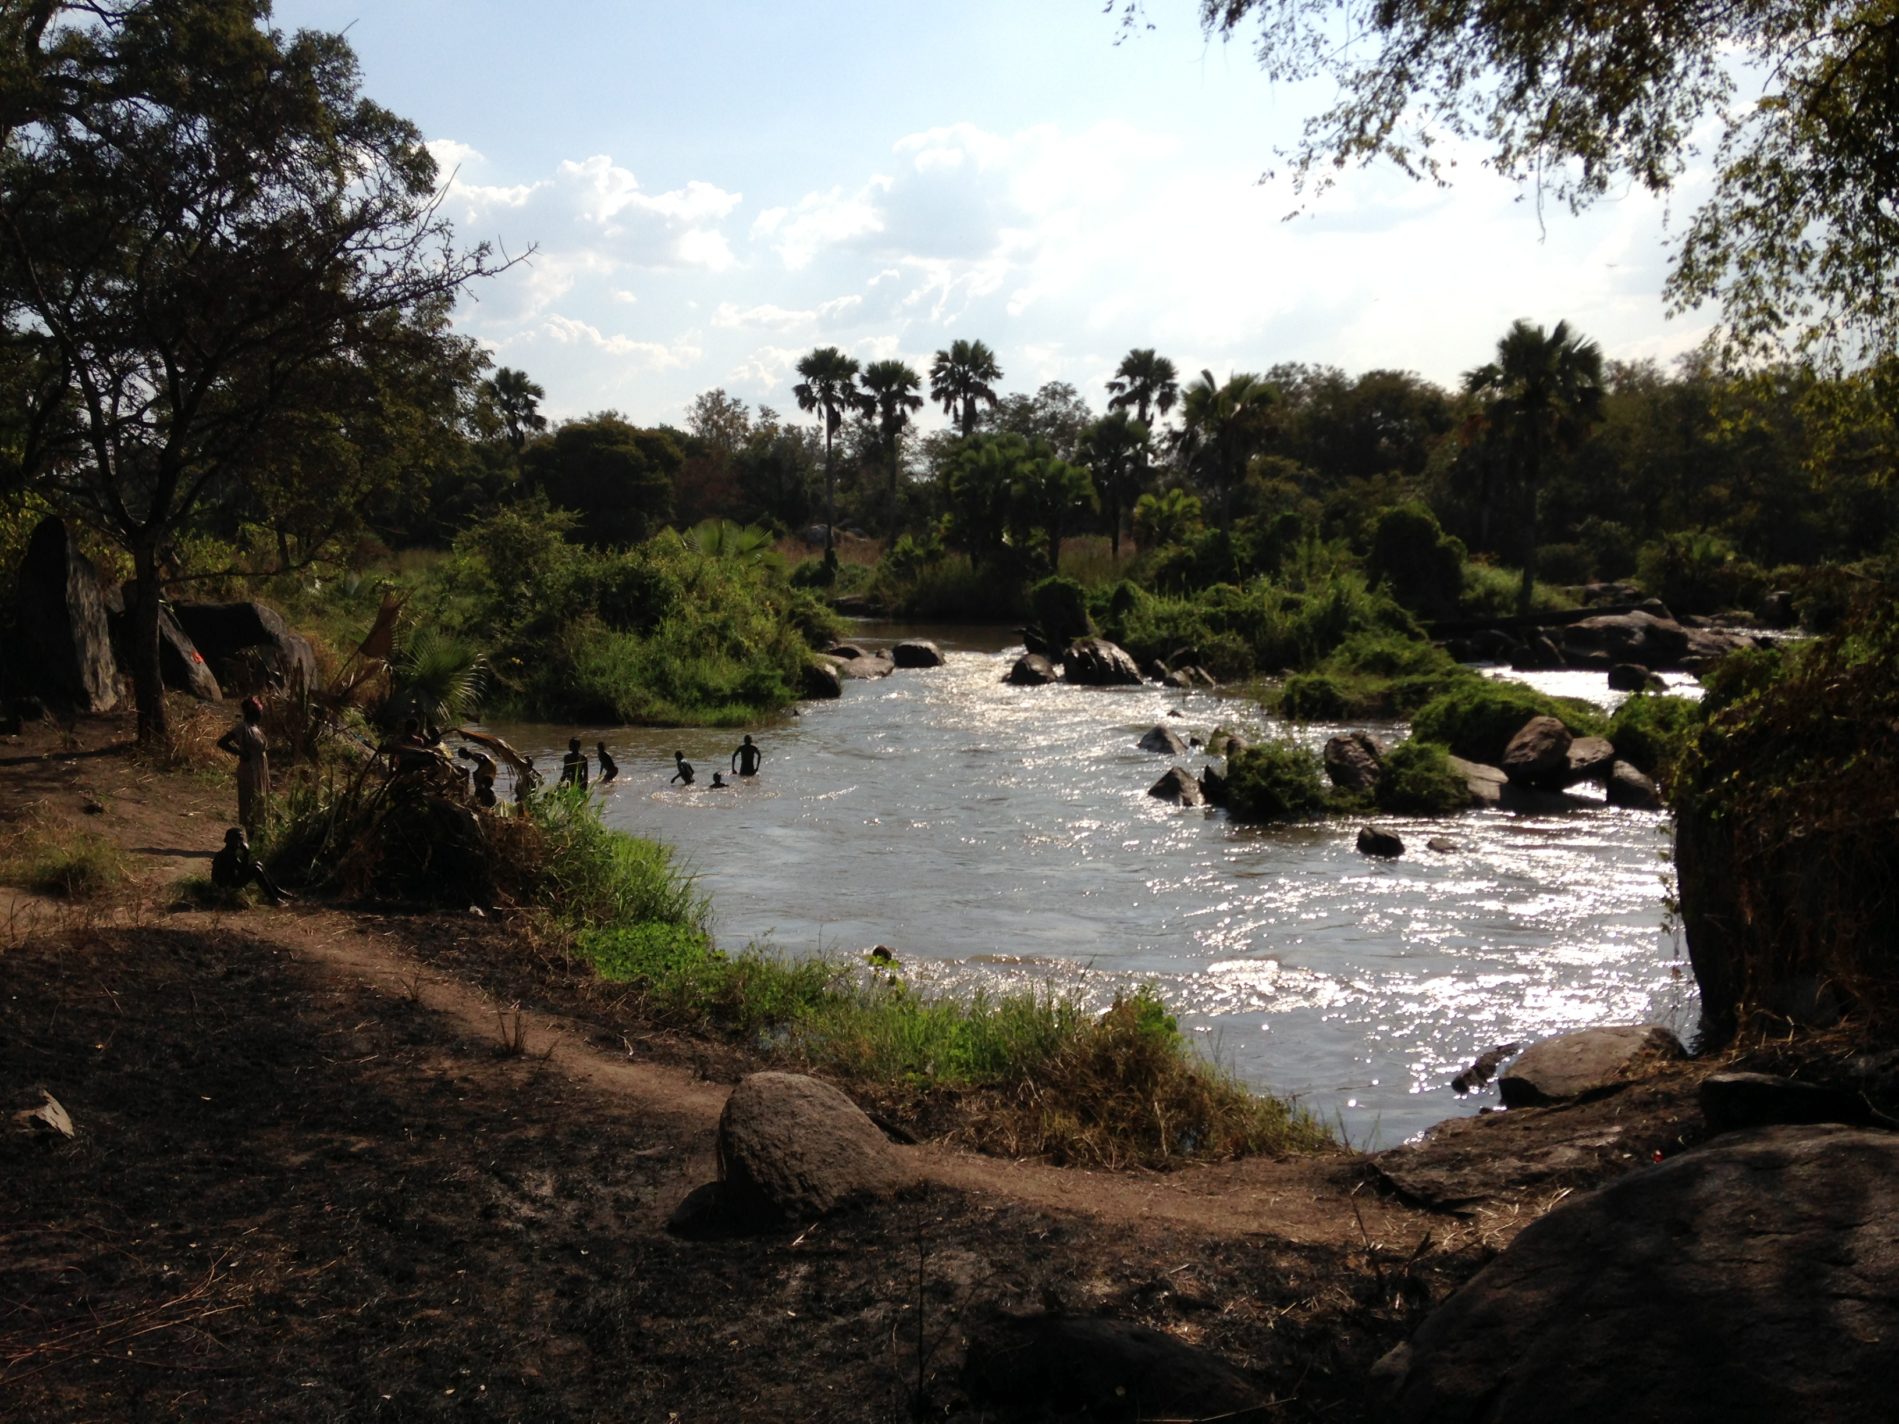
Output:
[715, 1072, 916, 1224]
[1375, 1126, 1899, 1423]
[1500, 715, 1572, 787]
[1498, 1025, 1684, 1107]
[16, 518, 121, 712]
[1060, 636, 1143, 686]
[1148, 765, 1205, 806]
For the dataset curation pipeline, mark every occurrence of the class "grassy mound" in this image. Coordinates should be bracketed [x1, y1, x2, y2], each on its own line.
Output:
[1225, 740, 1329, 822]
[1410, 678, 1606, 764]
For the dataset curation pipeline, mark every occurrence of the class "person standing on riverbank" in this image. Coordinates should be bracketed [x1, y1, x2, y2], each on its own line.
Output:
[217, 696, 270, 837]
[732, 734, 763, 778]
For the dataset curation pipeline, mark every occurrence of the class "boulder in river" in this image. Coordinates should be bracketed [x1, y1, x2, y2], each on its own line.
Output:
[1606, 661, 1653, 692]
[891, 639, 943, 669]
[1501, 715, 1572, 787]
[1561, 735, 1616, 786]
[1005, 652, 1057, 686]
[1060, 636, 1143, 686]
[1323, 731, 1387, 794]
[1372, 1125, 1899, 1424]
[1561, 609, 1692, 669]
[801, 659, 843, 699]
[1357, 824, 1404, 858]
[1137, 725, 1189, 756]
[1148, 765, 1206, 807]
[1606, 760, 1661, 809]
[1497, 1025, 1685, 1107]
[1197, 764, 1227, 807]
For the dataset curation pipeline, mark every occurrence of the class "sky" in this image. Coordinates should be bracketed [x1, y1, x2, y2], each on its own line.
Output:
[271, 0, 1717, 432]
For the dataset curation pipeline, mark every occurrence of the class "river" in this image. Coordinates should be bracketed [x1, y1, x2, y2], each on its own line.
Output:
[491, 625, 1698, 1148]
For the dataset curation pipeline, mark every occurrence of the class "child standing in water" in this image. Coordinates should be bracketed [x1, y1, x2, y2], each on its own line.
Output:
[596, 741, 618, 783]
[670, 750, 695, 786]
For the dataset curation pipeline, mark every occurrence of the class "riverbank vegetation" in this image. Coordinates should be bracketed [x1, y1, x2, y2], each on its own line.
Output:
[254, 756, 1326, 1165]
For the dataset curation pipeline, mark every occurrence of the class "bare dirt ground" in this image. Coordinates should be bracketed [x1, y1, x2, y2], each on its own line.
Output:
[0, 713, 1716, 1421]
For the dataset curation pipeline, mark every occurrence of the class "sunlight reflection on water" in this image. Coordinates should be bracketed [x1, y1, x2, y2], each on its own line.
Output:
[493, 625, 1694, 1148]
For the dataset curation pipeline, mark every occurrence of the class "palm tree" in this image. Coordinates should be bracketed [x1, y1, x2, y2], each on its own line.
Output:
[792, 346, 865, 551]
[859, 358, 925, 538]
[1176, 369, 1276, 523]
[486, 366, 547, 474]
[1105, 348, 1180, 429]
[1463, 319, 1606, 614]
[1079, 409, 1151, 560]
[929, 339, 1003, 437]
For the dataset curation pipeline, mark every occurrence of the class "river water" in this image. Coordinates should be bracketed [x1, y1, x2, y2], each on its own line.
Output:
[492, 625, 1697, 1148]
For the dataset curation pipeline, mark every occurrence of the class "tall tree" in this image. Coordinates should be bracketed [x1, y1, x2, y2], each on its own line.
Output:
[1, 1, 509, 743]
[929, 339, 1003, 437]
[1008, 447, 1096, 571]
[792, 346, 863, 550]
[1176, 370, 1277, 524]
[1105, 348, 1180, 430]
[1079, 409, 1151, 559]
[523, 414, 680, 548]
[1179, 0, 1899, 370]
[987, 380, 1094, 461]
[486, 367, 548, 475]
[858, 359, 924, 539]
[1463, 319, 1606, 614]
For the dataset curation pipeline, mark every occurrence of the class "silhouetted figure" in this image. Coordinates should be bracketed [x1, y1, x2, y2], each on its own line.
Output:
[596, 741, 618, 783]
[670, 750, 695, 786]
[217, 696, 270, 837]
[382, 717, 436, 776]
[515, 757, 540, 808]
[561, 736, 590, 789]
[458, 747, 499, 808]
[211, 827, 291, 905]
[708, 771, 729, 788]
[732, 733, 763, 777]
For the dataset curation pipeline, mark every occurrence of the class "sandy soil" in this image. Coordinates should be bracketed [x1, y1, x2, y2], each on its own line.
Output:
[0, 712, 1714, 1421]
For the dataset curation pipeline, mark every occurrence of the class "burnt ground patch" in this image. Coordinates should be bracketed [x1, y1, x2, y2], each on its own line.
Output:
[1, 926, 1479, 1421]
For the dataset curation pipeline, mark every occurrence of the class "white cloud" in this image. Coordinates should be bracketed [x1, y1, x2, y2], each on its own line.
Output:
[541, 314, 700, 369]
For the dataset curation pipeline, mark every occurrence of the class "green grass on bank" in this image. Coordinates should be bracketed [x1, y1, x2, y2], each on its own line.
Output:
[577, 922, 1332, 1167]
[0, 822, 133, 901]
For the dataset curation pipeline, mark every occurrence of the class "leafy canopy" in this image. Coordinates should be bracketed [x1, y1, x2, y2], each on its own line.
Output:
[1166, 0, 1899, 367]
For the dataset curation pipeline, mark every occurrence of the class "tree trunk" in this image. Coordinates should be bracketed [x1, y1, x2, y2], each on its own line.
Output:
[887, 441, 900, 540]
[130, 540, 168, 746]
[823, 425, 836, 553]
[1516, 435, 1542, 617]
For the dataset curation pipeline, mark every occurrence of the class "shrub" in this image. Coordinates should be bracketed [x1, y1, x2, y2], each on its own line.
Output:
[0, 826, 132, 900]
[1278, 673, 1350, 721]
[1606, 694, 1702, 783]
[1226, 740, 1328, 821]
[1674, 598, 1899, 1037]
[1368, 502, 1466, 619]
[1536, 541, 1594, 586]
[1410, 678, 1606, 764]
[1374, 740, 1471, 814]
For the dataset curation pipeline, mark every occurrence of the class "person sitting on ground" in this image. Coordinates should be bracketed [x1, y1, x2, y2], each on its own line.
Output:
[708, 771, 729, 788]
[596, 741, 618, 783]
[560, 736, 590, 789]
[216, 696, 270, 837]
[211, 827, 292, 905]
[732, 733, 763, 777]
[670, 750, 695, 785]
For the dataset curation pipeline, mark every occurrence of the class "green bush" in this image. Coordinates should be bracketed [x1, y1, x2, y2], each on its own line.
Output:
[1368, 502, 1466, 619]
[1278, 672, 1351, 721]
[1410, 678, 1606, 764]
[1537, 542, 1594, 586]
[1374, 739, 1471, 814]
[1226, 740, 1328, 821]
[1606, 694, 1703, 782]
